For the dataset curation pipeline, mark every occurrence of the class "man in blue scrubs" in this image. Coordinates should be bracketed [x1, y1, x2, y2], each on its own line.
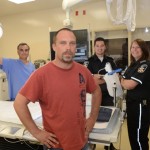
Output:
[0, 42, 35, 100]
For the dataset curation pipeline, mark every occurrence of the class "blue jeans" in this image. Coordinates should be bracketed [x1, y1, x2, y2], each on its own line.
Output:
[43, 143, 89, 150]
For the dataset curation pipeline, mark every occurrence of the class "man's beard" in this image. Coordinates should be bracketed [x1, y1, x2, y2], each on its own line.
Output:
[62, 51, 74, 63]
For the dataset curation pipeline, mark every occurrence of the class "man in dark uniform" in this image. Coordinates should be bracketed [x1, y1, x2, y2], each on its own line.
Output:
[87, 37, 117, 150]
[121, 39, 150, 150]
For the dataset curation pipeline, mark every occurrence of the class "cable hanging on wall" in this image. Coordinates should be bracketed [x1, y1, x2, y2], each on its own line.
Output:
[106, 0, 136, 32]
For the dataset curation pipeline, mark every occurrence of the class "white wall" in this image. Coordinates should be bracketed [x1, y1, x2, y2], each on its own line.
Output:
[0, 0, 150, 62]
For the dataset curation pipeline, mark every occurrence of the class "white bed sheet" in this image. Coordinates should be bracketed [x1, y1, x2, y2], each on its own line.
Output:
[0, 101, 41, 124]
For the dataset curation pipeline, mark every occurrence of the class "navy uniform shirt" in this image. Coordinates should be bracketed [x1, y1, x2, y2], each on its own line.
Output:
[87, 54, 117, 75]
[122, 60, 150, 101]
[87, 54, 117, 105]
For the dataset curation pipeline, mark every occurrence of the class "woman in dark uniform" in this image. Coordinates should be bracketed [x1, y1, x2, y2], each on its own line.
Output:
[121, 39, 150, 150]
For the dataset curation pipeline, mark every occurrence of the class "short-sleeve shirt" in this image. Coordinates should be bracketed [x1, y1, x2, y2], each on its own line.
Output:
[2, 58, 35, 100]
[19, 61, 97, 150]
[87, 54, 117, 98]
[87, 54, 117, 75]
[122, 60, 150, 101]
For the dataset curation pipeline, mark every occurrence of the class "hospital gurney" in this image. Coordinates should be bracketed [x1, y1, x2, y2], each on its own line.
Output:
[0, 96, 122, 148]
[86, 94, 122, 146]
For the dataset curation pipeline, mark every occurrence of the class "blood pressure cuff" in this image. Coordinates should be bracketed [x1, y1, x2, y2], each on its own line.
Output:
[97, 107, 112, 122]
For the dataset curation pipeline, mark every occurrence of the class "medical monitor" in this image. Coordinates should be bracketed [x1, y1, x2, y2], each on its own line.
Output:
[50, 29, 89, 64]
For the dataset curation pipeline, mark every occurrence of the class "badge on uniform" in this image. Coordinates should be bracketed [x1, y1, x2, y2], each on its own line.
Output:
[137, 64, 148, 73]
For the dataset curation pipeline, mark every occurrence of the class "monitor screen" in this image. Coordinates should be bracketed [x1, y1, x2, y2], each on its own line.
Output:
[50, 29, 89, 64]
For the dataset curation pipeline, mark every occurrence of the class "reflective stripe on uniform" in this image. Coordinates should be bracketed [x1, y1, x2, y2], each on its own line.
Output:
[137, 103, 142, 150]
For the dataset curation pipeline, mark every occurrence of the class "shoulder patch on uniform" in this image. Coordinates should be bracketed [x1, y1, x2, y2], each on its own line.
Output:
[137, 64, 148, 73]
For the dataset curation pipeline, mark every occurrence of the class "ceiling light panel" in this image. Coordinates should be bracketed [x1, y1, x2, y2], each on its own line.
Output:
[8, 0, 35, 4]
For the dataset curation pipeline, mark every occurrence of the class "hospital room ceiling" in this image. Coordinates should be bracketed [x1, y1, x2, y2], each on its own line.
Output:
[0, 0, 100, 17]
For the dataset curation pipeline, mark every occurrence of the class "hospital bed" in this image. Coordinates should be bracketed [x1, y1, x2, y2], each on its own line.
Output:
[0, 94, 122, 149]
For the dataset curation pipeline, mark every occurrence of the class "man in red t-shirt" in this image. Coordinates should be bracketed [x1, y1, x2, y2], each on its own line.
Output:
[14, 28, 101, 150]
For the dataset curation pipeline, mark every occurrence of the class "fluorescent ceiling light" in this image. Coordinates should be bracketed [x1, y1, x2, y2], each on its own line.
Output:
[145, 27, 149, 33]
[8, 0, 35, 4]
[0, 24, 3, 38]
